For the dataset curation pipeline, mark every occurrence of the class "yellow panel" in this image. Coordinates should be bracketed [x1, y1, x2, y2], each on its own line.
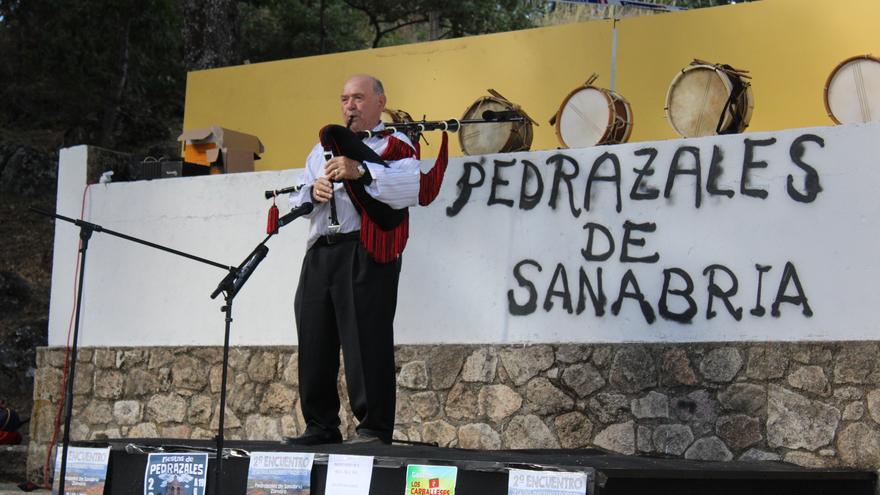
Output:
[183, 0, 880, 171]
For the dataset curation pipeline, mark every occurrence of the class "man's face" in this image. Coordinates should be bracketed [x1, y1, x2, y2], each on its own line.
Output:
[341, 76, 386, 132]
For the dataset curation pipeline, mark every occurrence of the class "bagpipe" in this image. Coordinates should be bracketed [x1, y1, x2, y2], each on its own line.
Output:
[265, 110, 526, 262]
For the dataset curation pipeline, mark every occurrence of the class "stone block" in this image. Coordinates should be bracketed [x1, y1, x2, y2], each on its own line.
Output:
[503, 415, 559, 449]
[445, 383, 478, 421]
[525, 377, 573, 415]
[398, 361, 429, 390]
[145, 393, 187, 424]
[837, 422, 880, 469]
[843, 401, 864, 421]
[113, 400, 142, 426]
[500, 345, 554, 386]
[171, 355, 209, 390]
[128, 422, 160, 438]
[834, 344, 879, 384]
[787, 365, 829, 395]
[637, 425, 654, 453]
[716, 414, 761, 450]
[247, 351, 278, 383]
[718, 383, 766, 416]
[652, 424, 694, 456]
[661, 348, 697, 386]
[739, 449, 782, 462]
[461, 348, 497, 383]
[699, 347, 742, 383]
[866, 389, 880, 424]
[259, 383, 296, 415]
[784, 451, 827, 468]
[458, 423, 501, 450]
[609, 347, 656, 392]
[555, 344, 591, 364]
[411, 392, 441, 420]
[94, 370, 124, 399]
[478, 385, 522, 422]
[555, 412, 593, 449]
[82, 400, 113, 425]
[244, 414, 281, 440]
[422, 420, 457, 447]
[684, 436, 733, 461]
[562, 363, 605, 398]
[594, 421, 634, 455]
[426, 346, 468, 390]
[767, 385, 839, 451]
[632, 391, 669, 419]
[281, 353, 298, 386]
[588, 393, 630, 424]
[124, 368, 163, 397]
[94, 348, 117, 369]
[188, 395, 213, 425]
[745, 345, 788, 380]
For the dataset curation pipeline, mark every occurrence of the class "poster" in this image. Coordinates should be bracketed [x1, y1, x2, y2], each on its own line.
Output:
[246, 452, 314, 495]
[143, 453, 209, 495]
[405, 464, 457, 495]
[326, 454, 374, 495]
[507, 469, 590, 495]
[51, 446, 111, 495]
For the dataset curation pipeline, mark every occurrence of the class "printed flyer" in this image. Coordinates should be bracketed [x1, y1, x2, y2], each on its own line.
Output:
[51, 446, 111, 495]
[143, 453, 209, 495]
[325, 454, 374, 495]
[405, 464, 457, 495]
[507, 468, 590, 495]
[246, 452, 315, 495]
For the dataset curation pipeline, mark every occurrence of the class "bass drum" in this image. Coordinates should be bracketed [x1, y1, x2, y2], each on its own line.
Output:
[459, 89, 535, 156]
[552, 75, 633, 148]
[824, 54, 880, 125]
[665, 61, 754, 138]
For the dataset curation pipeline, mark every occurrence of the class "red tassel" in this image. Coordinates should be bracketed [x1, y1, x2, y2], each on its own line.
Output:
[267, 202, 279, 234]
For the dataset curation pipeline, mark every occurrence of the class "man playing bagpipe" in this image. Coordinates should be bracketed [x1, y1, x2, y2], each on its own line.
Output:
[285, 74, 447, 445]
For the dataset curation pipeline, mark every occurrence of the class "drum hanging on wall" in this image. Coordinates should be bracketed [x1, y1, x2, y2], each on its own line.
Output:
[550, 74, 634, 149]
[824, 54, 880, 125]
[459, 89, 536, 156]
[665, 59, 754, 138]
[383, 107, 421, 147]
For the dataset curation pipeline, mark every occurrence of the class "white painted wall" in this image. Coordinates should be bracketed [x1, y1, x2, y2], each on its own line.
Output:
[49, 123, 880, 346]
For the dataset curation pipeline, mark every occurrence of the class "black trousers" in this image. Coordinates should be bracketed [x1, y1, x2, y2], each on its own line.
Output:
[294, 237, 400, 441]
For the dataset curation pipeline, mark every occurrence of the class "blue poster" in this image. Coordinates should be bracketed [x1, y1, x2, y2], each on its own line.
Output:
[144, 453, 209, 495]
[51, 446, 111, 495]
[246, 451, 315, 495]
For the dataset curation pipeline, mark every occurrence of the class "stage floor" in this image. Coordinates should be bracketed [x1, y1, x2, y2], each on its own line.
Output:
[81, 438, 875, 495]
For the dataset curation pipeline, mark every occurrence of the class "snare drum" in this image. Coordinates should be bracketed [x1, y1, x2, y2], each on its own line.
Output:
[665, 60, 754, 138]
[459, 89, 535, 156]
[383, 107, 421, 145]
[551, 75, 633, 148]
[824, 54, 880, 124]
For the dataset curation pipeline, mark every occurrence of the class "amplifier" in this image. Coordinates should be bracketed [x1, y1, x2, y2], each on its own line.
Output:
[128, 160, 210, 181]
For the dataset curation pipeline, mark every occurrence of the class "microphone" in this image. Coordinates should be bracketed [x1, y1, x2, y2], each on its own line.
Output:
[278, 202, 314, 228]
[230, 244, 269, 297]
[481, 109, 521, 121]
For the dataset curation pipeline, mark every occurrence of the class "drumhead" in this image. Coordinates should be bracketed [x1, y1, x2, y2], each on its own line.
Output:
[460, 99, 514, 156]
[666, 65, 734, 138]
[825, 55, 880, 124]
[558, 87, 612, 149]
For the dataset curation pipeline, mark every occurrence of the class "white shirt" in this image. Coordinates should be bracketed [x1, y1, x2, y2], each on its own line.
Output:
[289, 123, 421, 247]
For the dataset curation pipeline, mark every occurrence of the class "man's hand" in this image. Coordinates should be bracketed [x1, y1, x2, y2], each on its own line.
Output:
[312, 177, 333, 203]
[324, 156, 364, 181]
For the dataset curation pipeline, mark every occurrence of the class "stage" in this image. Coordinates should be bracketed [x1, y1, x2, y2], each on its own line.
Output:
[75, 438, 875, 494]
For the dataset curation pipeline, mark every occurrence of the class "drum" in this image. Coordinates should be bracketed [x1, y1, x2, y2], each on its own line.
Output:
[824, 54, 880, 125]
[459, 89, 535, 156]
[551, 74, 633, 148]
[665, 60, 754, 138]
[382, 107, 421, 144]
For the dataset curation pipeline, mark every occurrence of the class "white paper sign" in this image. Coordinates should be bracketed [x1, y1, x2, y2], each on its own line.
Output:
[508, 469, 588, 495]
[326, 454, 375, 495]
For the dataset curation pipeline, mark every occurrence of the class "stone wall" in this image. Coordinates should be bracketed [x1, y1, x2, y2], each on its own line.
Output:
[27, 342, 880, 482]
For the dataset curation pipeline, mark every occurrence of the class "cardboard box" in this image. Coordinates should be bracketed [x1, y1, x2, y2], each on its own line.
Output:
[177, 126, 264, 173]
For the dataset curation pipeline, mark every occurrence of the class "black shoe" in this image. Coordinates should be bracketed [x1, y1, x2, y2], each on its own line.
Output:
[283, 428, 342, 446]
[344, 433, 388, 445]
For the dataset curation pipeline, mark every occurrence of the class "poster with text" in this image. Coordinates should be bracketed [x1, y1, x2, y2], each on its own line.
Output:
[405, 464, 457, 495]
[51, 446, 111, 495]
[246, 451, 315, 495]
[326, 454, 374, 495]
[508, 468, 590, 495]
[143, 453, 208, 495]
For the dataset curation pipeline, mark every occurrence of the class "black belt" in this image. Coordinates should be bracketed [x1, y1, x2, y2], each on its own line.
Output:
[313, 230, 360, 247]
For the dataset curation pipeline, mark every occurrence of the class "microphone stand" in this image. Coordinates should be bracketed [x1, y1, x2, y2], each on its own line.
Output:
[31, 207, 301, 495]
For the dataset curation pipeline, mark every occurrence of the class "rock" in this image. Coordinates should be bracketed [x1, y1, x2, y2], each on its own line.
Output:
[661, 348, 697, 386]
[247, 351, 278, 383]
[128, 422, 160, 438]
[478, 385, 522, 422]
[525, 378, 573, 415]
[171, 355, 209, 390]
[684, 436, 733, 461]
[562, 363, 605, 398]
[500, 346, 555, 386]
[554, 412, 593, 449]
[462, 348, 497, 383]
[259, 383, 296, 415]
[594, 421, 635, 455]
[426, 346, 468, 390]
[716, 414, 761, 450]
[588, 393, 630, 423]
[33, 367, 63, 402]
[835, 386, 863, 401]
[117, 349, 148, 368]
[718, 383, 766, 416]
[843, 401, 864, 421]
[148, 349, 176, 369]
[94, 370, 124, 399]
[188, 395, 213, 425]
[159, 424, 191, 439]
[637, 425, 654, 453]
[227, 348, 252, 370]
[210, 405, 241, 429]
[0, 271, 31, 312]
[555, 345, 591, 364]
[411, 392, 440, 420]
[191, 427, 215, 440]
[72, 364, 94, 396]
[281, 354, 298, 386]
[767, 385, 839, 450]
[739, 449, 782, 462]
[652, 424, 694, 456]
[113, 400, 142, 425]
[699, 347, 742, 383]
[834, 344, 879, 384]
[94, 349, 117, 369]
[146, 394, 188, 424]
[396, 391, 417, 424]
[672, 390, 718, 436]
[82, 400, 113, 425]
[191, 347, 222, 365]
[245, 414, 281, 440]
[445, 383, 478, 420]
[631, 391, 669, 419]
[784, 451, 826, 468]
[90, 427, 121, 441]
[398, 361, 429, 390]
[837, 422, 880, 468]
[546, 367, 559, 379]
[592, 346, 613, 367]
[866, 390, 880, 424]
[503, 415, 559, 449]
[422, 420, 458, 447]
[458, 423, 501, 450]
[227, 382, 257, 414]
[787, 365, 829, 395]
[125, 369, 163, 397]
[608, 347, 656, 392]
[745, 345, 788, 380]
